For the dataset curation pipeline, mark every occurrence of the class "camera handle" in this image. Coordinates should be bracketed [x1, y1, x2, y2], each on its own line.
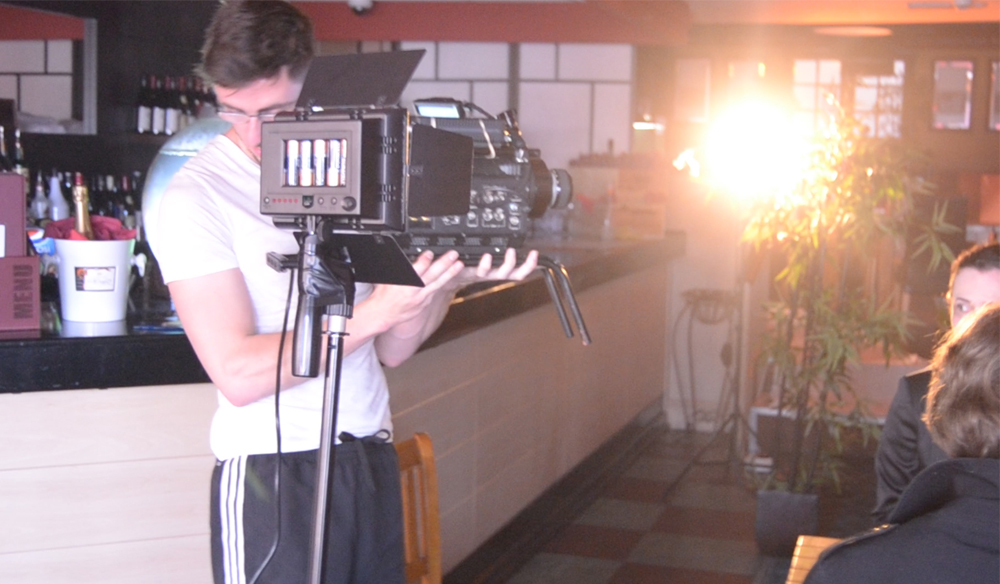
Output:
[451, 252, 591, 346]
[267, 218, 358, 584]
[538, 254, 591, 346]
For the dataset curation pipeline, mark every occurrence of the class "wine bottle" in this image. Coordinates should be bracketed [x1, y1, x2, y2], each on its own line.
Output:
[185, 76, 202, 123]
[72, 172, 94, 239]
[0, 126, 12, 171]
[178, 76, 196, 129]
[151, 76, 166, 136]
[48, 171, 69, 221]
[164, 76, 181, 136]
[29, 170, 49, 224]
[135, 75, 153, 134]
[12, 128, 30, 200]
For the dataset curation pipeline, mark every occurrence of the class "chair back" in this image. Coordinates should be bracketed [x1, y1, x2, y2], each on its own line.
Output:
[785, 535, 842, 584]
[396, 432, 442, 584]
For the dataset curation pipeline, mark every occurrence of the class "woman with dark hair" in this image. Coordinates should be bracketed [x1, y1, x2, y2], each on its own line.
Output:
[806, 304, 1000, 584]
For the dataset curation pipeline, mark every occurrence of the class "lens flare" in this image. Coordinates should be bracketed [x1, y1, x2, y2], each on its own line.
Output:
[702, 101, 810, 206]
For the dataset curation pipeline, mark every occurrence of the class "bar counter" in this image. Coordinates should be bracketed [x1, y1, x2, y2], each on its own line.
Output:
[0, 234, 684, 394]
[1, 232, 683, 582]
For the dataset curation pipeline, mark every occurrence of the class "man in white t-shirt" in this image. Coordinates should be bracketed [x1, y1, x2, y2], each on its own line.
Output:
[150, 3, 537, 583]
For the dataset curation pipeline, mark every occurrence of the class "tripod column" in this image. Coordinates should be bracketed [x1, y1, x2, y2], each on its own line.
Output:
[309, 315, 348, 584]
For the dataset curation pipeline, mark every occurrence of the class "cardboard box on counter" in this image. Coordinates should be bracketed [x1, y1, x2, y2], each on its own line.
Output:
[0, 255, 40, 331]
[0, 172, 26, 258]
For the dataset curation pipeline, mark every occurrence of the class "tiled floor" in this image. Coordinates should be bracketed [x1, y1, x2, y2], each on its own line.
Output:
[504, 429, 764, 584]
[499, 424, 877, 584]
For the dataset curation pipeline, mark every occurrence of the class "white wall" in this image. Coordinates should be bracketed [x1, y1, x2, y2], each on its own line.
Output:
[0, 39, 74, 122]
[400, 41, 633, 170]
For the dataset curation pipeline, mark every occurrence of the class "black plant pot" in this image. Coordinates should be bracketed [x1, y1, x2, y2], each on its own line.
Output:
[755, 490, 819, 556]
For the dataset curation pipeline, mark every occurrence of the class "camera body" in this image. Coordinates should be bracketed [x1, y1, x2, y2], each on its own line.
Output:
[398, 110, 572, 255]
[260, 101, 572, 257]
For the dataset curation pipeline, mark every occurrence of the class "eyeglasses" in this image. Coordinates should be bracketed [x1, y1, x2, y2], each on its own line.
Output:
[216, 109, 281, 124]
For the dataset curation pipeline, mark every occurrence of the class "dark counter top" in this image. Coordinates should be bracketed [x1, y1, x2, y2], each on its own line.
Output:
[0, 234, 684, 393]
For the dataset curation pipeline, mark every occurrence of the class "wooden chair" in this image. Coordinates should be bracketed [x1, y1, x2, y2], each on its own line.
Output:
[784, 535, 843, 584]
[396, 433, 442, 584]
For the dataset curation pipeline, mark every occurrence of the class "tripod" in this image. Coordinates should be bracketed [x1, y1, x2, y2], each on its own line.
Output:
[269, 218, 425, 584]
[270, 220, 592, 583]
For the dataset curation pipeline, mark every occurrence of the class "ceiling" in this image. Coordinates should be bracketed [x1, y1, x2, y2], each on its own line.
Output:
[683, 0, 1000, 25]
[324, 0, 1000, 25]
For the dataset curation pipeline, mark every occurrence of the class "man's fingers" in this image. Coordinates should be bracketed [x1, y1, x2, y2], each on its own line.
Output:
[476, 253, 493, 278]
[421, 252, 464, 291]
[508, 249, 539, 280]
[410, 250, 435, 276]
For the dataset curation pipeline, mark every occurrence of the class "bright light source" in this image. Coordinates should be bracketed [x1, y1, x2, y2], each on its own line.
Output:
[632, 121, 665, 131]
[702, 101, 810, 205]
[673, 148, 701, 178]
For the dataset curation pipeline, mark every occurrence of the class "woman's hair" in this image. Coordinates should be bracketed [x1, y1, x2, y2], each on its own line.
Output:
[197, 0, 314, 89]
[924, 303, 1000, 458]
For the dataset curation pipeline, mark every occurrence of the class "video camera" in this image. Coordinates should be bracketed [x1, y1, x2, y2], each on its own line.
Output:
[260, 51, 572, 259]
[260, 50, 588, 351]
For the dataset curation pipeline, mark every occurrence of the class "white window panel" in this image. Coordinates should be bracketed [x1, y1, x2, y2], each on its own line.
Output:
[520, 43, 556, 80]
[793, 60, 816, 84]
[0, 75, 16, 102]
[855, 85, 878, 113]
[471, 81, 508, 116]
[401, 41, 436, 80]
[0, 41, 45, 73]
[818, 60, 841, 85]
[46, 40, 73, 74]
[19, 75, 72, 120]
[518, 82, 591, 170]
[400, 81, 471, 111]
[592, 83, 631, 156]
[558, 44, 632, 82]
[438, 42, 508, 80]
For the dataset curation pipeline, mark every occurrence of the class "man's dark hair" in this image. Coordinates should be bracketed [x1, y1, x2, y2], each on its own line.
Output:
[198, 0, 314, 89]
[948, 241, 1000, 297]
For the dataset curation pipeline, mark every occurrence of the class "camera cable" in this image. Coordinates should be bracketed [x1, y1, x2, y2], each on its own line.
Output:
[247, 268, 296, 584]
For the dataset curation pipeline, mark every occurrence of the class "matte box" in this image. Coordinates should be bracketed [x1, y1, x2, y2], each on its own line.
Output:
[0, 255, 40, 331]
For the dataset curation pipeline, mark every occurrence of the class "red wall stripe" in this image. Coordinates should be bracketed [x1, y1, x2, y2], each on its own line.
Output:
[293, 1, 690, 46]
[0, 5, 85, 40]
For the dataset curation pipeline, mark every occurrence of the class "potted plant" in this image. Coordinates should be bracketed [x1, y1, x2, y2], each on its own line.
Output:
[739, 99, 958, 556]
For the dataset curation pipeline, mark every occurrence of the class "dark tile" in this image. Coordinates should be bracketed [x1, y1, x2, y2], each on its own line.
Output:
[608, 563, 753, 584]
[652, 505, 756, 541]
[603, 476, 670, 503]
[507, 553, 620, 584]
[544, 524, 646, 561]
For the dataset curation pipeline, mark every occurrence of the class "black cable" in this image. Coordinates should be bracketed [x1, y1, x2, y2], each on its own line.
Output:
[247, 268, 296, 584]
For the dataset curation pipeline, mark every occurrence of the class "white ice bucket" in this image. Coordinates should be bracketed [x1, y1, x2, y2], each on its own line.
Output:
[53, 238, 136, 322]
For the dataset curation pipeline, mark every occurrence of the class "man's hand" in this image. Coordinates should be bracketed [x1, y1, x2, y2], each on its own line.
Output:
[367, 248, 539, 366]
[448, 248, 539, 292]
